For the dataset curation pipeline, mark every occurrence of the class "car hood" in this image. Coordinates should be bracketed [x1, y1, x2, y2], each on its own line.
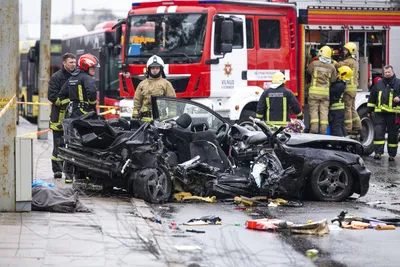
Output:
[286, 133, 361, 146]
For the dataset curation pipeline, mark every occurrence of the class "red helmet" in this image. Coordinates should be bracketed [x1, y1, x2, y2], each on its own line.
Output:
[78, 54, 100, 71]
[373, 76, 382, 85]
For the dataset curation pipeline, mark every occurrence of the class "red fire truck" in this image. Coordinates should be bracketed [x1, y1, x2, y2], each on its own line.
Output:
[115, 0, 400, 151]
[62, 21, 123, 119]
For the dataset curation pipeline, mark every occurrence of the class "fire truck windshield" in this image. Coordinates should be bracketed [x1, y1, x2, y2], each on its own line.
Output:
[126, 13, 207, 64]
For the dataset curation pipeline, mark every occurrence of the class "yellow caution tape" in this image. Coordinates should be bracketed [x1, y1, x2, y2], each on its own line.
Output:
[21, 128, 52, 137]
[16, 101, 119, 110]
[0, 95, 16, 119]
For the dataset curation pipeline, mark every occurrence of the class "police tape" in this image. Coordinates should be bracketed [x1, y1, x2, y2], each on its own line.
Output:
[0, 95, 16, 119]
[20, 108, 115, 137]
[22, 128, 52, 137]
[16, 101, 120, 109]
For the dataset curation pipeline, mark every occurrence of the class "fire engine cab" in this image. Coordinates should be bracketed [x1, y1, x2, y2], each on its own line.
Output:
[117, 0, 299, 121]
[115, 0, 400, 136]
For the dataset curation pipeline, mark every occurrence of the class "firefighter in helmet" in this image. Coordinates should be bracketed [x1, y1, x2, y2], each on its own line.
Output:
[367, 65, 400, 161]
[307, 45, 337, 134]
[329, 66, 353, 137]
[256, 71, 303, 126]
[334, 42, 362, 135]
[58, 53, 100, 118]
[132, 55, 176, 122]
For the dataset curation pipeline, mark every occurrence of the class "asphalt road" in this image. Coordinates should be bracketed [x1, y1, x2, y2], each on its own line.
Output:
[17, 117, 400, 267]
[151, 201, 400, 267]
[150, 158, 400, 267]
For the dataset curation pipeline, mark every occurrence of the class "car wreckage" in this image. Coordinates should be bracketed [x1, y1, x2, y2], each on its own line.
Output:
[58, 96, 371, 203]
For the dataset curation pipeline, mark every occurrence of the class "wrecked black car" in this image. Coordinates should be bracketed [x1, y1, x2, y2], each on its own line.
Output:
[58, 112, 173, 202]
[151, 96, 370, 202]
[58, 97, 371, 203]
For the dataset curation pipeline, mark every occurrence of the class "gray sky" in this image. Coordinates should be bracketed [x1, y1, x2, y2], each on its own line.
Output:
[20, 0, 133, 24]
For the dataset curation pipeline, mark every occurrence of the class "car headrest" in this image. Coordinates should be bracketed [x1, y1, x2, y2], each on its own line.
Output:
[176, 113, 192, 129]
[191, 121, 209, 132]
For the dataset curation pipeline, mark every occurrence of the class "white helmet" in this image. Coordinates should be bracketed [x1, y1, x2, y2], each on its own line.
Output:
[146, 55, 165, 69]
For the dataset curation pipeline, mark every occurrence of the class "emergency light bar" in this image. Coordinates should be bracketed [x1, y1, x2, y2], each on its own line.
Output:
[132, 0, 287, 8]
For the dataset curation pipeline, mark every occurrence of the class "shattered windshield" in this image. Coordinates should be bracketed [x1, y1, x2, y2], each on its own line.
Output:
[127, 13, 207, 64]
[155, 98, 225, 131]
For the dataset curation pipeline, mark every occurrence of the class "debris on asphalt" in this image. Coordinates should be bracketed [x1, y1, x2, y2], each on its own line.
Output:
[374, 225, 396, 230]
[331, 210, 399, 229]
[305, 249, 319, 259]
[175, 245, 202, 252]
[173, 192, 217, 203]
[184, 215, 222, 226]
[246, 218, 329, 235]
[186, 229, 206, 233]
[290, 219, 329, 235]
[246, 218, 292, 231]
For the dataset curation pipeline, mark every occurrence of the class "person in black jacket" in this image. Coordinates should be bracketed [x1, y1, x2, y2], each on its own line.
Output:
[329, 66, 353, 137]
[57, 53, 99, 183]
[367, 65, 400, 161]
[58, 53, 99, 119]
[256, 72, 303, 126]
[48, 53, 76, 179]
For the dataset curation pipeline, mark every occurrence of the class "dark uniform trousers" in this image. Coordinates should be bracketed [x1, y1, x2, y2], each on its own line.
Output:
[373, 112, 398, 157]
[52, 131, 64, 173]
[329, 109, 346, 137]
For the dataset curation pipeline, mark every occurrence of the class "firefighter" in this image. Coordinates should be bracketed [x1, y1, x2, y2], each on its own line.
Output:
[335, 42, 362, 135]
[58, 53, 100, 119]
[307, 46, 337, 134]
[367, 65, 400, 161]
[132, 55, 176, 122]
[329, 66, 353, 137]
[256, 72, 303, 127]
[47, 53, 76, 179]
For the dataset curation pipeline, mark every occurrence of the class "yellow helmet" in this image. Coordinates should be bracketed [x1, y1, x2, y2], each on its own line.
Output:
[338, 66, 353, 81]
[319, 46, 332, 58]
[343, 42, 357, 55]
[271, 72, 286, 85]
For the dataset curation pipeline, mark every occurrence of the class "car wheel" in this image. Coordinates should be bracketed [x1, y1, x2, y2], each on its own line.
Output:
[132, 166, 172, 203]
[310, 161, 353, 202]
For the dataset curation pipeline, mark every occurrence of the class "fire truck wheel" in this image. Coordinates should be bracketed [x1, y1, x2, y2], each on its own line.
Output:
[358, 106, 374, 156]
[131, 166, 172, 204]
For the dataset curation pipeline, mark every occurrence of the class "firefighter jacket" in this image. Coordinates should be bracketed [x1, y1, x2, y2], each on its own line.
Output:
[329, 80, 346, 111]
[48, 68, 73, 131]
[255, 84, 303, 126]
[57, 69, 97, 112]
[335, 57, 358, 95]
[132, 77, 176, 121]
[367, 75, 400, 113]
[307, 59, 337, 99]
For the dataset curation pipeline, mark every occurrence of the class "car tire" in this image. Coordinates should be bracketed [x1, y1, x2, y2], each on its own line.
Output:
[132, 166, 172, 203]
[360, 116, 375, 156]
[358, 106, 375, 156]
[310, 161, 353, 202]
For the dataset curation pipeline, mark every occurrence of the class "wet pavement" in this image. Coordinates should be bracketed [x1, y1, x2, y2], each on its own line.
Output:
[1, 117, 399, 267]
[152, 201, 400, 267]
